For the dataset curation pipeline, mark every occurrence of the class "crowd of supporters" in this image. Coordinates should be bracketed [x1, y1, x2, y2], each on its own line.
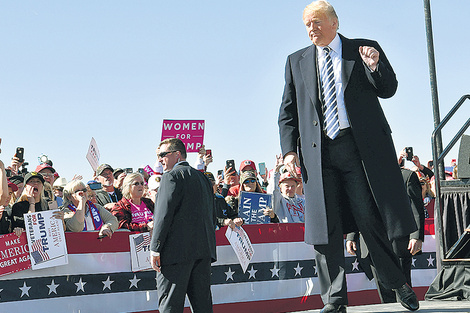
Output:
[0, 141, 458, 239]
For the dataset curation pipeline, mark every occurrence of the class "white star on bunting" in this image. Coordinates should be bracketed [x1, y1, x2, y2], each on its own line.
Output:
[129, 275, 141, 289]
[411, 257, 417, 267]
[427, 254, 435, 267]
[225, 267, 235, 281]
[47, 279, 59, 295]
[102, 276, 114, 291]
[19, 282, 31, 298]
[247, 266, 258, 279]
[294, 263, 303, 276]
[270, 265, 280, 278]
[352, 259, 360, 271]
[75, 278, 87, 293]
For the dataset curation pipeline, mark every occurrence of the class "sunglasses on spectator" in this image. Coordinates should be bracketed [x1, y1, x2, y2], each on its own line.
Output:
[74, 188, 87, 193]
[41, 173, 54, 177]
[133, 181, 145, 186]
[243, 179, 256, 184]
[158, 150, 177, 158]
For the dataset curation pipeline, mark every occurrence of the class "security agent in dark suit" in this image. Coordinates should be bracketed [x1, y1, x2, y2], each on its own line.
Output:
[278, 1, 418, 312]
[150, 138, 216, 313]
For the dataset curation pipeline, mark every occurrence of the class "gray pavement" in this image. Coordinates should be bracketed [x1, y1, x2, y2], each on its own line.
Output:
[293, 300, 470, 313]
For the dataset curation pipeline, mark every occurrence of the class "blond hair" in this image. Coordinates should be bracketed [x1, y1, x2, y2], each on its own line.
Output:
[303, 0, 339, 29]
[122, 172, 144, 199]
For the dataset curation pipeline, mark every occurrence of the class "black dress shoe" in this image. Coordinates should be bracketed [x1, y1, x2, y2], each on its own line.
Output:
[394, 283, 419, 311]
[320, 303, 347, 313]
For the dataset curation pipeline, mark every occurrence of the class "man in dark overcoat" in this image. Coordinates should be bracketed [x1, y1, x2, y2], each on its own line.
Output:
[278, 1, 419, 312]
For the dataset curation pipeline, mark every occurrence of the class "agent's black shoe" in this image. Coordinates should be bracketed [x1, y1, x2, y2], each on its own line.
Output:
[320, 303, 347, 313]
[394, 283, 419, 311]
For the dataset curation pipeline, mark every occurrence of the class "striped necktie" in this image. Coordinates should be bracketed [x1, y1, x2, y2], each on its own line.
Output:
[321, 46, 340, 140]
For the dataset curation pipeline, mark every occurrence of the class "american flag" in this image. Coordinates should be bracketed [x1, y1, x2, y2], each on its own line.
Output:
[30, 239, 50, 264]
[133, 233, 151, 252]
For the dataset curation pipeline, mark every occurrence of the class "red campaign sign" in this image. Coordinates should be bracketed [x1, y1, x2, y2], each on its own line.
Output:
[161, 119, 205, 153]
[0, 232, 31, 276]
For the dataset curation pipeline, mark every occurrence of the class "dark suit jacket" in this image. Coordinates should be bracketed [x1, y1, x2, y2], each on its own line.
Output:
[401, 168, 425, 242]
[278, 33, 416, 245]
[150, 161, 217, 266]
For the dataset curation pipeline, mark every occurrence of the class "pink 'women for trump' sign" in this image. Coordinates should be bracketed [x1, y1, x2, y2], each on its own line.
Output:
[161, 120, 205, 153]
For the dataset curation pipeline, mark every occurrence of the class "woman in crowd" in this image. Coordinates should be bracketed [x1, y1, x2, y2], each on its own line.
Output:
[11, 172, 64, 235]
[227, 170, 278, 223]
[111, 173, 154, 232]
[205, 172, 243, 229]
[62, 180, 117, 238]
[272, 154, 305, 223]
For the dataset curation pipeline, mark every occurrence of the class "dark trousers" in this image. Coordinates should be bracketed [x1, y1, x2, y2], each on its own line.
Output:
[156, 258, 213, 313]
[314, 129, 406, 305]
[373, 236, 413, 303]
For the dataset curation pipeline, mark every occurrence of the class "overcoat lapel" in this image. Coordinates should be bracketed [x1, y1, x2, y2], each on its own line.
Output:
[340, 34, 356, 93]
[300, 45, 320, 110]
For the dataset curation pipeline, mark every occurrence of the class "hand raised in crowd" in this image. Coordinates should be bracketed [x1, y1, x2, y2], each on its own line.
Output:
[52, 210, 65, 221]
[104, 203, 115, 211]
[72, 174, 83, 181]
[98, 225, 113, 239]
[283, 152, 300, 179]
[275, 154, 284, 172]
[10, 156, 23, 175]
[224, 217, 244, 230]
[24, 184, 36, 203]
[233, 217, 243, 227]
[263, 208, 275, 219]
[216, 173, 223, 185]
[203, 154, 213, 167]
[411, 155, 424, 171]
[359, 46, 379, 71]
[408, 239, 423, 255]
[197, 145, 206, 159]
[346, 240, 357, 256]
[398, 148, 407, 166]
[13, 227, 24, 237]
[72, 188, 87, 205]
[223, 166, 236, 185]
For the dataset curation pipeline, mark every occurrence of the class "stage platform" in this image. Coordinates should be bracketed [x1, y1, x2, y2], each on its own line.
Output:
[295, 300, 470, 313]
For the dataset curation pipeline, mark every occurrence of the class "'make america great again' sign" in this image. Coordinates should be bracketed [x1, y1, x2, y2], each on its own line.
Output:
[0, 232, 31, 276]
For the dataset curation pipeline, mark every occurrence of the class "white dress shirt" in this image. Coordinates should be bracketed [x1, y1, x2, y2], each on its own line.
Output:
[316, 33, 350, 129]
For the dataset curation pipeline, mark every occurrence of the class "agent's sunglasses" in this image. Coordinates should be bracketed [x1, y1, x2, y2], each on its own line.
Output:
[158, 150, 176, 158]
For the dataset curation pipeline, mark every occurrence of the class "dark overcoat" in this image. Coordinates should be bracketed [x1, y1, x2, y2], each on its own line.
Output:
[278, 34, 417, 245]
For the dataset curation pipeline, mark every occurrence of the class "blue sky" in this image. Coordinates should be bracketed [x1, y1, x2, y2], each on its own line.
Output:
[1, 1, 469, 180]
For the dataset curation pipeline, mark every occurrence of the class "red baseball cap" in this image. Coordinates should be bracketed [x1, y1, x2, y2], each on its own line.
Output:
[240, 160, 256, 172]
[35, 163, 56, 173]
[7, 179, 18, 192]
[279, 172, 301, 184]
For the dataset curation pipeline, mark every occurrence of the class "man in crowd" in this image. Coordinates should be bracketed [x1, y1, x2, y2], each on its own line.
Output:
[35, 163, 57, 186]
[278, 1, 419, 312]
[150, 138, 216, 313]
[95, 164, 122, 210]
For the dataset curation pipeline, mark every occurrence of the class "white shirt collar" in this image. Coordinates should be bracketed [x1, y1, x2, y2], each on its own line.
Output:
[316, 33, 341, 57]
